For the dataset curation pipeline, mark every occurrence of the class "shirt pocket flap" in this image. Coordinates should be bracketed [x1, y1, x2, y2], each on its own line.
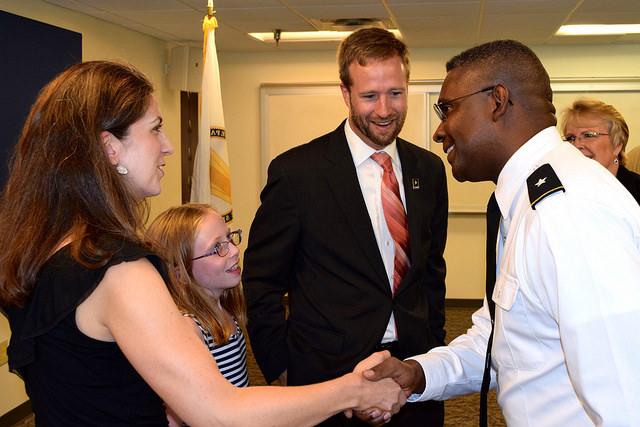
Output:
[492, 274, 519, 311]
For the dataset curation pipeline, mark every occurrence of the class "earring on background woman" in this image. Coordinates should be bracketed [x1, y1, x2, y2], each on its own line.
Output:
[116, 164, 128, 175]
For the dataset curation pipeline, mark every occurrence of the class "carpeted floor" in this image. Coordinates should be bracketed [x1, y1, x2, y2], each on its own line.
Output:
[438, 304, 506, 427]
[11, 303, 505, 427]
[243, 302, 506, 427]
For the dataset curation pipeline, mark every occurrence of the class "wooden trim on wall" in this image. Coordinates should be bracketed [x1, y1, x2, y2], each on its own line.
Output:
[0, 400, 31, 427]
[180, 91, 199, 204]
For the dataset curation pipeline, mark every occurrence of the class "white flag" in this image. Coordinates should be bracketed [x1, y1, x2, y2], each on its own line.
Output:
[190, 12, 233, 223]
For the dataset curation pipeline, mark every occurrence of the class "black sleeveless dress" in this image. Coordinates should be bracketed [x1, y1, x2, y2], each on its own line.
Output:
[3, 238, 170, 426]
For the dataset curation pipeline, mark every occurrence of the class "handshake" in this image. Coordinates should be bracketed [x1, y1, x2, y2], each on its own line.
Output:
[346, 351, 426, 426]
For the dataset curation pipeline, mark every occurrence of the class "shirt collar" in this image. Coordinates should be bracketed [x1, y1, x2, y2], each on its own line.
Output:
[495, 126, 562, 219]
[344, 119, 400, 168]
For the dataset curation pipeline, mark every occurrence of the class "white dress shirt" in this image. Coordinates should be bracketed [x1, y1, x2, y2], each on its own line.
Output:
[409, 127, 640, 426]
[344, 120, 407, 342]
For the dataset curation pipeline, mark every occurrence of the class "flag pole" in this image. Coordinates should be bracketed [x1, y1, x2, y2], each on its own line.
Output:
[191, 0, 234, 223]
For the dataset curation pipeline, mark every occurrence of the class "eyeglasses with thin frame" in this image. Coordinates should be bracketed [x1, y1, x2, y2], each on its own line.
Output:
[433, 85, 514, 122]
[192, 229, 242, 260]
[433, 86, 496, 121]
[562, 130, 610, 144]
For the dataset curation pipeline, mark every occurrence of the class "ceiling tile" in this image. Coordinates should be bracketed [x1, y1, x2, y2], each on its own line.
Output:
[392, 2, 481, 18]
[293, 5, 389, 20]
[181, 0, 282, 8]
[386, 0, 479, 4]
[41, 0, 640, 51]
[576, 0, 640, 13]
[286, 0, 384, 5]
[399, 16, 480, 47]
[479, 13, 566, 42]
[485, 0, 577, 15]
[217, 8, 311, 32]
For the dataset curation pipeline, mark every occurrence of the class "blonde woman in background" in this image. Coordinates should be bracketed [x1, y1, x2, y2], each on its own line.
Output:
[561, 98, 640, 203]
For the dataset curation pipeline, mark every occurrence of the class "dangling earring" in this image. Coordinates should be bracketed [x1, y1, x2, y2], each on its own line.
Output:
[614, 158, 619, 165]
[116, 164, 129, 175]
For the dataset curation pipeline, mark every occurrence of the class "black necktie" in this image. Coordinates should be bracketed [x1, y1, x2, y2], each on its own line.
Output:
[480, 193, 500, 427]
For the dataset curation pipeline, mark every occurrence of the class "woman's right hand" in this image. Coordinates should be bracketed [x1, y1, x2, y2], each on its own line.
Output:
[350, 370, 406, 421]
[342, 351, 405, 424]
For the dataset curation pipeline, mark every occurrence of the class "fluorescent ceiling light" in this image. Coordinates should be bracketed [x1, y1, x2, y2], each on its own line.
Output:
[556, 24, 640, 36]
[248, 29, 401, 43]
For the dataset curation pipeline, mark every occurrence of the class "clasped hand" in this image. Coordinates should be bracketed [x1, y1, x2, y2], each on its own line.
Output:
[346, 351, 426, 425]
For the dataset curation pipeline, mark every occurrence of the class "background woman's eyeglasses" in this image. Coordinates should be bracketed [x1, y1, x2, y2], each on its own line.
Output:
[192, 229, 242, 260]
[562, 131, 609, 143]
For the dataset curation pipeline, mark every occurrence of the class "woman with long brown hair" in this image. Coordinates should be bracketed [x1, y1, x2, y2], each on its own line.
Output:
[0, 60, 403, 426]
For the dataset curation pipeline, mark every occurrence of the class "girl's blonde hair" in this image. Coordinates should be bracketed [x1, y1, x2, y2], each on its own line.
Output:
[148, 204, 246, 344]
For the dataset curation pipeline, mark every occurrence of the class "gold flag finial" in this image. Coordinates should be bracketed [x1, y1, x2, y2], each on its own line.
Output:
[203, 0, 218, 35]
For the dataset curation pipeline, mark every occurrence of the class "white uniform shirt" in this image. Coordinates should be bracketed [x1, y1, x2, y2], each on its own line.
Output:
[344, 120, 407, 342]
[410, 127, 640, 426]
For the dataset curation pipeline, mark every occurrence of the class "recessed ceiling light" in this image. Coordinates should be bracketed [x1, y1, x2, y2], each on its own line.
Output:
[556, 24, 640, 36]
[248, 29, 402, 43]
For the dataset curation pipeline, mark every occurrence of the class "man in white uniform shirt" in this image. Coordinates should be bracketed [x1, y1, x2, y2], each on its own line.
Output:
[363, 40, 640, 426]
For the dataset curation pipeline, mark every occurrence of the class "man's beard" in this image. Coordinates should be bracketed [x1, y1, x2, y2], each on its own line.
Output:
[350, 104, 406, 147]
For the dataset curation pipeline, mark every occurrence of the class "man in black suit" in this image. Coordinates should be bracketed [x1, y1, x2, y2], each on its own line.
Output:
[242, 28, 447, 426]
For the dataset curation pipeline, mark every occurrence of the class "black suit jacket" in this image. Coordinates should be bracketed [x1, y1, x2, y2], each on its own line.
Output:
[243, 121, 448, 385]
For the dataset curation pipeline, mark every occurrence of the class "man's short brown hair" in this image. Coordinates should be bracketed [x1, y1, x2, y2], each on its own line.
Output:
[338, 28, 410, 88]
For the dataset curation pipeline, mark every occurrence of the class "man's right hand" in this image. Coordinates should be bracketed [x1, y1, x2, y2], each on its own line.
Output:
[363, 357, 426, 397]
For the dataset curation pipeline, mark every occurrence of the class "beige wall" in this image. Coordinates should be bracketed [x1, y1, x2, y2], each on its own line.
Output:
[1, 0, 640, 416]
[218, 43, 640, 301]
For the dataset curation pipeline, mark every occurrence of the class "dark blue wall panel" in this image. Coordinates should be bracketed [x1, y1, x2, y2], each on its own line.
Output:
[0, 11, 82, 188]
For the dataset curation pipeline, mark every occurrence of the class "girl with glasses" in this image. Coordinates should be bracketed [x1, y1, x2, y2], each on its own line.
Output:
[148, 204, 248, 425]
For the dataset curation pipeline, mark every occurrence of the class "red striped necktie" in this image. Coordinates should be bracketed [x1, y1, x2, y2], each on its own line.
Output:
[371, 152, 410, 294]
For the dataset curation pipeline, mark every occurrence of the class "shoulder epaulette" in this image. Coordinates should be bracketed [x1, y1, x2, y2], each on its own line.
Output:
[526, 163, 565, 210]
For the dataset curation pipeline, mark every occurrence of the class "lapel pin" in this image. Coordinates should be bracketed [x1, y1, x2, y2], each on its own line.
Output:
[412, 178, 420, 190]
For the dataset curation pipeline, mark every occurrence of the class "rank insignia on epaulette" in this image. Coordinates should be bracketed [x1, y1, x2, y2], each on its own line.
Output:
[526, 163, 565, 210]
